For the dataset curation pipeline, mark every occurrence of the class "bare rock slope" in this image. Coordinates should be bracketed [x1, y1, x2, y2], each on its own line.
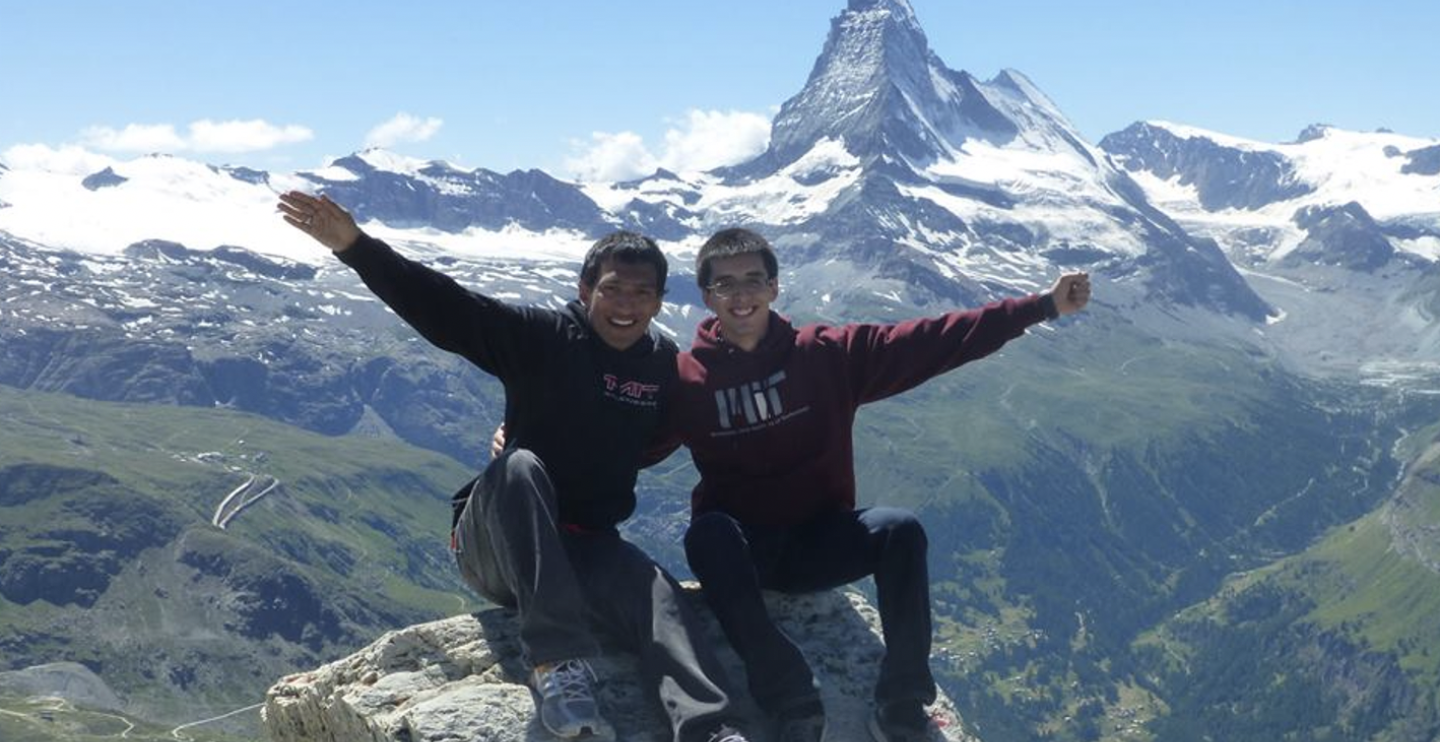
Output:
[263, 588, 977, 741]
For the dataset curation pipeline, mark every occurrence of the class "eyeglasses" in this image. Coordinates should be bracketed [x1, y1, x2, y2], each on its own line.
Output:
[705, 277, 771, 299]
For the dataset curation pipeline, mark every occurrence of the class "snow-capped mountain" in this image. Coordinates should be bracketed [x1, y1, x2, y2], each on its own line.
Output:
[0, 0, 1276, 326]
[309, 151, 615, 236]
[2, 0, 1435, 381]
[1102, 121, 1440, 266]
[1102, 121, 1440, 377]
[0, 148, 618, 268]
[0, 150, 320, 264]
[592, 0, 1271, 320]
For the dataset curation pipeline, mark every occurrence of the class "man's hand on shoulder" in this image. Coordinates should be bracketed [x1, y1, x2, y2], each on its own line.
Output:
[278, 191, 362, 253]
[491, 423, 506, 459]
[1049, 272, 1091, 316]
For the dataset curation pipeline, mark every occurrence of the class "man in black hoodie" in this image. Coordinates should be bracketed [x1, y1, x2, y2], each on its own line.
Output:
[278, 192, 748, 742]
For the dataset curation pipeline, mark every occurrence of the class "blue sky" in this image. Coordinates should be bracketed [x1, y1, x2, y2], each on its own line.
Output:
[5, 0, 1437, 181]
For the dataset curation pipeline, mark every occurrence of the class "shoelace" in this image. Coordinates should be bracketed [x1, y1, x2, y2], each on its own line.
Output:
[707, 725, 748, 742]
[545, 659, 598, 703]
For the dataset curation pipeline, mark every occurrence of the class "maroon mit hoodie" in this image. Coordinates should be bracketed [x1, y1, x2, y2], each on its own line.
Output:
[663, 294, 1056, 527]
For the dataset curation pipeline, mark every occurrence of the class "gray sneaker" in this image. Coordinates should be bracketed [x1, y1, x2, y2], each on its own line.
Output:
[706, 723, 752, 742]
[530, 659, 615, 739]
[867, 702, 936, 742]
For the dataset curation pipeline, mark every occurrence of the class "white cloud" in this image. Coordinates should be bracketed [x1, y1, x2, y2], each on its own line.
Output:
[1, 143, 115, 175]
[661, 109, 772, 173]
[76, 119, 313, 154]
[189, 119, 313, 153]
[565, 109, 772, 183]
[364, 113, 444, 149]
[80, 123, 185, 152]
[565, 131, 659, 183]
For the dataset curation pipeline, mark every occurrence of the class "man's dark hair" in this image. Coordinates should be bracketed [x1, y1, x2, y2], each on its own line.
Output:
[695, 227, 779, 288]
[580, 231, 668, 294]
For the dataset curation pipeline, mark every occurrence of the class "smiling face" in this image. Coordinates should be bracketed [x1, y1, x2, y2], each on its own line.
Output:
[701, 252, 778, 352]
[579, 258, 664, 351]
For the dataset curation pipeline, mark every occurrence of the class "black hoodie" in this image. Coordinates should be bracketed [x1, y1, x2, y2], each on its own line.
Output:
[338, 234, 677, 530]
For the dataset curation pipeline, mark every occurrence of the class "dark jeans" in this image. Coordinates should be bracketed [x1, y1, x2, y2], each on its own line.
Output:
[453, 448, 740, 742]
[684, 507, 937, 715]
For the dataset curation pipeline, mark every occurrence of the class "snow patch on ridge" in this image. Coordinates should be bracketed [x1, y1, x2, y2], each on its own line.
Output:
[0, 154, 318, 263]
[699, 138, 861, 224]
[368, 222, 596, 264]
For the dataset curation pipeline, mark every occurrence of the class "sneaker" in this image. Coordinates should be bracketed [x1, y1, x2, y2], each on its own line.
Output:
[530, 659, 615, 739]
[705, 723, 752, 742]
[776, 711, 826, 742]
[867, 702, 935, 742]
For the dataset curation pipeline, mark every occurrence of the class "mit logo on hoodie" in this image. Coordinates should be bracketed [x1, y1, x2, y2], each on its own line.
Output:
[714, 371, 788, 429]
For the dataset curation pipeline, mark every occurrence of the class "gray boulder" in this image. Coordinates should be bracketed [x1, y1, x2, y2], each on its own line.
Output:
[263, 588, 977, 741]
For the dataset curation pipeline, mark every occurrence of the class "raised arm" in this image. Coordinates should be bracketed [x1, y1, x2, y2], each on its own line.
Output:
[844, 271, 1091, 404]
[277, 191, 543, 379]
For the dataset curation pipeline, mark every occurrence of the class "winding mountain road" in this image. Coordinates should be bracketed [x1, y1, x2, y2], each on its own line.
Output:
[211, 474, 280, 529]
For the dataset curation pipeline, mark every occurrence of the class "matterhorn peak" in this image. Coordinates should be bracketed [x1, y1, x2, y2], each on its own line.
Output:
[743, 0, 1020, 179]
[845, 0, 920, 27]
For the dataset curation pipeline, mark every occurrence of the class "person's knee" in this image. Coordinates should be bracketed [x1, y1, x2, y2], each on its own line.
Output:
[495, 447, 542, 475]
[686, 511, 742, 548]
[684, 511, 745, 568]
[485, 448, 549, 506]
[882, 509, 928, 555]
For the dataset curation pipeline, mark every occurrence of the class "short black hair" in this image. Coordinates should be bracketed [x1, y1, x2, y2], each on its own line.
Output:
[695, 227, 779, 288]
[580, 231, 668, 294]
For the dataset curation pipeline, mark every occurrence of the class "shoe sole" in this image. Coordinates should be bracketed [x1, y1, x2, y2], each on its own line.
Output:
[867, 712, 889, 742]
[867, 712, 935, 742]
[529, 687, 615, 740]
[546, 722, 616, 741]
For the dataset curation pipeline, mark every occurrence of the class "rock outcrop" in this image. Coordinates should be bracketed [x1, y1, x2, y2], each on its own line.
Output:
[0, 662, 124, 712]
[263, 588, 977, 741]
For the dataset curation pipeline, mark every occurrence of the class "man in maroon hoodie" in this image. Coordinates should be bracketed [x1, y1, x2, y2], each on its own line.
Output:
[669, 228, 1091, 742]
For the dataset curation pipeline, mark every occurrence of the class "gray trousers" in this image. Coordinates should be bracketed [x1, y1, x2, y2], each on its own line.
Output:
[453, 448, 740, 742]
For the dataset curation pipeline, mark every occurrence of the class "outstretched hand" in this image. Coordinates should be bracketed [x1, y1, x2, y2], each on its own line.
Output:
[1049, 272, 1091, 316]
[277, 191, 361, 253]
